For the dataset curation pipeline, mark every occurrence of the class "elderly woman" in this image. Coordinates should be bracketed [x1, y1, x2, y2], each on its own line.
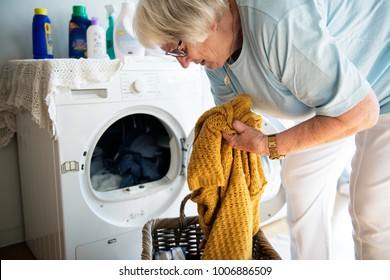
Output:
[134, 0, 390, 259]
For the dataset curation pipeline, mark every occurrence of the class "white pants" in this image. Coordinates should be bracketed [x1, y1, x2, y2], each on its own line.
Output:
[281, 113, 390, 260]
[350, 113, 390, 259]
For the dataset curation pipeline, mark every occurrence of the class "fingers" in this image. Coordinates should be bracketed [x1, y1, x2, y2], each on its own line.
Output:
[222, 131, 233, 141]
[222, 119, 263, 154]
[222, 120, 246, 140]
[231, 119, 248, 133]
[222, 120, 243, 147]
[222, 129, 241, 151]
[222, 119, 247, 141]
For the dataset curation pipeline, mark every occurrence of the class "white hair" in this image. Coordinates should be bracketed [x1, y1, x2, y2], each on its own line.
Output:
[133, 0, 230, 48]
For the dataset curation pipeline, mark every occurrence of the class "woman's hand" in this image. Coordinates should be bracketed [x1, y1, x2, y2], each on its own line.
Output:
[222, 119, 269, 155]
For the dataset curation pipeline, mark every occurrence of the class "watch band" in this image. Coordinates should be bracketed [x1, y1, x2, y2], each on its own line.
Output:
[268, 134, 286, 160]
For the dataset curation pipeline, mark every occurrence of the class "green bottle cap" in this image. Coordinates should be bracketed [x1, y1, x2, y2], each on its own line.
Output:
[72, 6, 87, 17]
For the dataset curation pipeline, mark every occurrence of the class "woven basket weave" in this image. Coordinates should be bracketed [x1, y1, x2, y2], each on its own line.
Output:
[141, 194, 282, 260]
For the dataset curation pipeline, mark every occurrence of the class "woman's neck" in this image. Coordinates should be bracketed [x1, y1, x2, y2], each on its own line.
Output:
[230, 0, 243, 60]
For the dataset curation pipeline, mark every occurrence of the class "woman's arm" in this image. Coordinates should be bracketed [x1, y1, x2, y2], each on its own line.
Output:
[223, 89, 379, 156]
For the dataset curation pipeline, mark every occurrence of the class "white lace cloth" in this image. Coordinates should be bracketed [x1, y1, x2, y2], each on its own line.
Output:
[0, 58, 122, 147]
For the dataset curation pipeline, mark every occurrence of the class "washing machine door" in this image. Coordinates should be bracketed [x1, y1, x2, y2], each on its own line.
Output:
[260, 115, 289, 224]
[79, 106, 190, 228]
[183, 116, 288, 225]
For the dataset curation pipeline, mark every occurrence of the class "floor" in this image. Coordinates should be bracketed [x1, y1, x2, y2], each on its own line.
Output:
[0, 242, 35, 260]
[262, 192, 354, 260]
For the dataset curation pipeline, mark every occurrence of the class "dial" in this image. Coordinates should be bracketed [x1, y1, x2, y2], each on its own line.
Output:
[131, 79, 147, 93]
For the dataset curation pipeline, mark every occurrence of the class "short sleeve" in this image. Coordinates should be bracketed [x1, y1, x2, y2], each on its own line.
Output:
[269, 4, 371, 117]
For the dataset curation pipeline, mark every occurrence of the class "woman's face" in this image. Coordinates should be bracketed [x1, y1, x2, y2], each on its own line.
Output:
[161, 24, 232, 70]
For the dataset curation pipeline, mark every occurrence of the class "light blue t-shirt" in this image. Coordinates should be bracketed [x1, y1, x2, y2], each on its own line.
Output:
[206, 0, 390, 120]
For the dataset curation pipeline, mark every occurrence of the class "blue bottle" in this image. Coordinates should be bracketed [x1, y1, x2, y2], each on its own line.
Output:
[32, 8, 53, 59]
[69, 6, 91, 58]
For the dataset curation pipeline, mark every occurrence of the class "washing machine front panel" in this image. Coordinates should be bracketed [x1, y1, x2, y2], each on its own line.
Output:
[53, 59, 204, 107]
[120, 68, 201, 99]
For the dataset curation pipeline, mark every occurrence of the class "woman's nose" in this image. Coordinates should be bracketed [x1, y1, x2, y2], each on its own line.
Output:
[176, 56, 191, 69]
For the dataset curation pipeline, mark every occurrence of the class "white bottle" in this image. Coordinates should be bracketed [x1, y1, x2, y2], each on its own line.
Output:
[87, 17, 108, 59]
[114, 0, 145, 61]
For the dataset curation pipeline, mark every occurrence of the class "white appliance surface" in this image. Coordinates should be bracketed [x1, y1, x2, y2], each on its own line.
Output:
[16, 56, 287, 260]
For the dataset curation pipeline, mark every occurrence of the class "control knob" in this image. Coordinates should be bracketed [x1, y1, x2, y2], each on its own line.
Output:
[131, 79, 147, 93]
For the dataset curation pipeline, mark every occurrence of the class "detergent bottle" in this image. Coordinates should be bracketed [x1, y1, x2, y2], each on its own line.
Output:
[105, 4, 117, 59]
[87, 17, 108, 59]
[32, 8, 53, 59]
[69, 5, 91, 58]
[114, 0, 145, 61]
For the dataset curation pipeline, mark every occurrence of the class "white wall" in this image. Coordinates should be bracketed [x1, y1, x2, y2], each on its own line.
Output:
[0, 0, 126, 247]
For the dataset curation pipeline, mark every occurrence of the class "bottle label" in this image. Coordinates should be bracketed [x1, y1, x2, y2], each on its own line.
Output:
[69, 30, 87, 57]
[69, 21, 89, 58]
[87, 28, 107, 58]
[115, 22, 144, 56]
[69, 22, 80, 31]
[44, 23, 53, 55]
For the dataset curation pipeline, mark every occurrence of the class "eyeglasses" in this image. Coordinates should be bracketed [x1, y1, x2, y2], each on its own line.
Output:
[165, 40, 187, 57]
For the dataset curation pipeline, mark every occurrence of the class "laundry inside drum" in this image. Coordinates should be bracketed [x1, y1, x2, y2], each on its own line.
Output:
[90, 114, 171, 192]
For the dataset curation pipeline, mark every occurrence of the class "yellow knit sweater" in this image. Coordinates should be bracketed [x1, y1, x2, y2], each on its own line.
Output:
[187, 94, 267, 260]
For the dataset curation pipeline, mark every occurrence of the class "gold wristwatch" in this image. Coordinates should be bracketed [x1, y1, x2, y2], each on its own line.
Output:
[268, 134, 286, 160]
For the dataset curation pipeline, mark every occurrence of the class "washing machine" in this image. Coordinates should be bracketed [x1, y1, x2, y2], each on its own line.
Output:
[16, 57, 205, 260]
[16, 57, 287, 260]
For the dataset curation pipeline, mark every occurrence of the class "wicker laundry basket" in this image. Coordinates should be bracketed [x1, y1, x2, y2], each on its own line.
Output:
[141, 194, 282, 260]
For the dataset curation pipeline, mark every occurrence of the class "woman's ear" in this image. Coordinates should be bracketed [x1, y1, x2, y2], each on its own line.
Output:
[210, 22, 218, 32]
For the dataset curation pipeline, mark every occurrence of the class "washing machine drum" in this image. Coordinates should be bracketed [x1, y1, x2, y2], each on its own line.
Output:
[89, 114, 171, 192]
